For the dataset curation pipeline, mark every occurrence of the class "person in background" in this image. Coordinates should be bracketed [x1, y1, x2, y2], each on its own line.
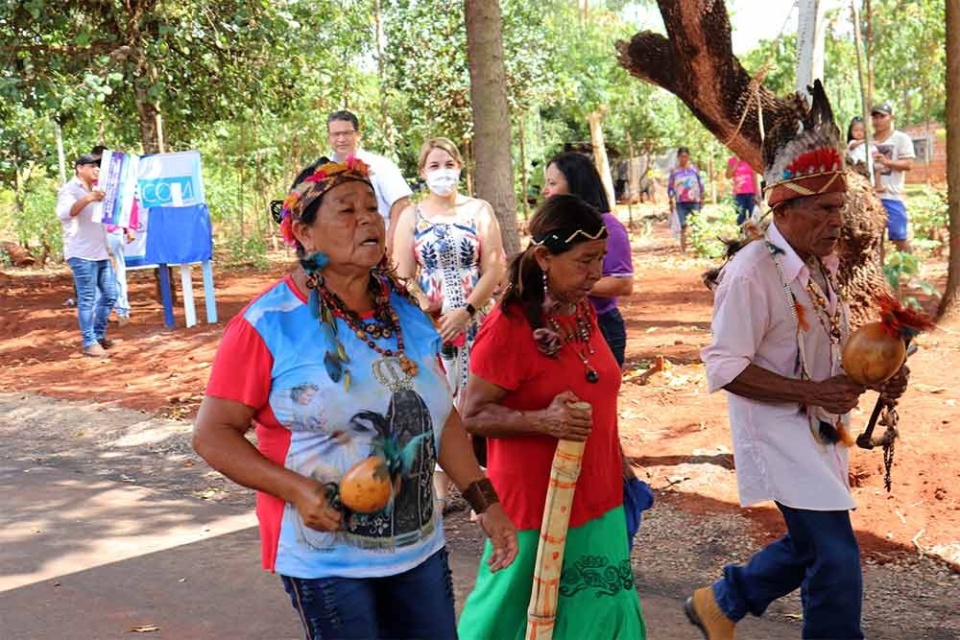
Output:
[326, 110, 412, 248]
[846, 116, 871, 165]
[542, 152, 634, 368]
[56, 153, 118, 357]
[392, 136, 506, 512]
[870, 102, 916, 253]
[105, 223, 135, 326]
[456, 195, 646, 639]
[725, 156, 760, 227]
[93, 143, 136, 327]
[194, 156, 516, 640]
[667, 146, 704, 254]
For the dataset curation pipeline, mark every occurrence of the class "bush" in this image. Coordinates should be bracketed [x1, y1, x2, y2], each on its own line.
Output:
[12, 176, 64, 264]
[908, 189, 948, 256]
[687, 204, 740, 259]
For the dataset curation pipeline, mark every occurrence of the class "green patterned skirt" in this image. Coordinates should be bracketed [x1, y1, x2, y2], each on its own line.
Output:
[457, 506, 646, 640]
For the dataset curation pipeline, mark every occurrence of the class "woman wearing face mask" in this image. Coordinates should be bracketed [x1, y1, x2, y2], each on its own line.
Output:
[393, 137, 506, 510]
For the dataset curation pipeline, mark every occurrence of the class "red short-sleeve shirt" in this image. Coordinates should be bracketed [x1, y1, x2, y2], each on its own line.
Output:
[470, 303, 623, 531]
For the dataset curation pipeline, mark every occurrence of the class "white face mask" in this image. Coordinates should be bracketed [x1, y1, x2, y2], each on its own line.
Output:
[425, 168, 460, 196]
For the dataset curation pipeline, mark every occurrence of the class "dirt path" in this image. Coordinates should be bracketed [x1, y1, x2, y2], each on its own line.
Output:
[1, 391, 957, 639]
[1, 209, 959, 636]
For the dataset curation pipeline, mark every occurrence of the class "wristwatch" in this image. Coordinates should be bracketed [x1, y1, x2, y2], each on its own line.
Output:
[464, 303, 477, 317]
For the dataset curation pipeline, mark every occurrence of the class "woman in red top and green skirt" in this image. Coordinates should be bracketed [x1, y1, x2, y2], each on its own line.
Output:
[457, 195, 646, 639]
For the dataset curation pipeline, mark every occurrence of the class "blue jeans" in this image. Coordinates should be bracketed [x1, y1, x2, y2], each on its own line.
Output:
[597, 307, 626, 368]
[67, 257, 118, 348]
[713, 503, 863, 639]
[107, 233, 130, 317]
[280, 548, 457, 640]
[734, 193, 755, 226]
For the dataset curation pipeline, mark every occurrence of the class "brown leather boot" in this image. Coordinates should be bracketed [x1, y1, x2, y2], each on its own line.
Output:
[684, 586, 736, 640]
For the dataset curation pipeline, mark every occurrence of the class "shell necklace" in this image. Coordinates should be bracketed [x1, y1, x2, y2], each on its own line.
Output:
[766, 241, 850, 446]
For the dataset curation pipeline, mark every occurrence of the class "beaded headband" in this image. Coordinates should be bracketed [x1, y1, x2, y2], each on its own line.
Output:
[531, 226, 608, 253]
[271, 156, 374, 247]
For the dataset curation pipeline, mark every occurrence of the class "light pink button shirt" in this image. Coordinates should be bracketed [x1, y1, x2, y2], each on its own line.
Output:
[701, 221, 855, 511]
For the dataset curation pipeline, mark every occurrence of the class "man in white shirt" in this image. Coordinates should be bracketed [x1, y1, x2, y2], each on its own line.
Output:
[56, 154, 118, 357]
[326, 110, 412, 248]
[870, 102, 915, 253]
[686, 84, 909, 640]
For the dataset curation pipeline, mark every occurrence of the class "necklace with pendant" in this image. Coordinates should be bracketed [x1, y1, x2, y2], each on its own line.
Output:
[545, 300, 599, 383]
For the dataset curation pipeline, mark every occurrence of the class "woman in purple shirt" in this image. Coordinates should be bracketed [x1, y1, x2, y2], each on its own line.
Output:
[542, 152, 634, 367]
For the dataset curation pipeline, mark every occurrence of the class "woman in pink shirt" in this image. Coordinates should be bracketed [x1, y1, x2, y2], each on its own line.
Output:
[725, 157, 759, 227]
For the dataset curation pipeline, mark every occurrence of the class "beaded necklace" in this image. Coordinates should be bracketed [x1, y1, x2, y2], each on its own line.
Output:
[766, 241, 850, 445]
[318, 277, 420, 379]
[544, 300, 599, 383]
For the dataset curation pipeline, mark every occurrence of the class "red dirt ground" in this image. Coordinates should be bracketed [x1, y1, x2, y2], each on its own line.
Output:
[2, 221, 958, 568]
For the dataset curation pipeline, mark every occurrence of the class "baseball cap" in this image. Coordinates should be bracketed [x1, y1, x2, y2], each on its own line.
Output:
[75, 153, 100, 167]
[870, 102, 893, 116]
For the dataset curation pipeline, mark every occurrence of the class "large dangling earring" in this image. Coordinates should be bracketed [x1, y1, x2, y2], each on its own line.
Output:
[541, 270, 556, 313]
[300, 251, 330, 290]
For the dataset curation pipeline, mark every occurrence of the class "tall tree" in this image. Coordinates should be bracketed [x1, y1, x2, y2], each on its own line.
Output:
[465, 0, 520, 254]
[938, 0, 960, 322]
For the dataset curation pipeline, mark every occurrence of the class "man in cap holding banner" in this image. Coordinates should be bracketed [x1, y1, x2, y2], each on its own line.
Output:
[56, 153, 118, 357]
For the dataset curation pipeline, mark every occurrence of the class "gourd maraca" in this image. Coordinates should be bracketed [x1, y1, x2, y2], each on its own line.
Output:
[842, 294, 934, 385]
[338, 456, 396, 513]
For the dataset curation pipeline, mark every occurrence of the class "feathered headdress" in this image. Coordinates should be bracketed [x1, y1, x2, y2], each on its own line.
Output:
[763, 80, 846, 208]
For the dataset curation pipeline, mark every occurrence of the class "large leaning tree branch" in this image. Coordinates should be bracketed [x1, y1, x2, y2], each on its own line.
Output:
[616, 0, 888, 326]
[615, 1, 807, 173]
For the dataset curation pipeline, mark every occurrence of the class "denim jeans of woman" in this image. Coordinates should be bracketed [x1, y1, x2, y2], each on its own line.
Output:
[67, 257, 118, 348]
[281, 547, 457, 640]
[597, 307, 627, 368]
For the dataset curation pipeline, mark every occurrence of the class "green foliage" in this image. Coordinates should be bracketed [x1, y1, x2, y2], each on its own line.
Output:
[13, 175, 62, 262]
[0, 0, 947, 268]
[883, 250, 939, 310]
[687, 205, 739, 259]
[907, 190, 949, 255]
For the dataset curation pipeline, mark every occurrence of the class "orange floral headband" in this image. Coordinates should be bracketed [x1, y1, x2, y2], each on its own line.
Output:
[274, 156, 373, 247]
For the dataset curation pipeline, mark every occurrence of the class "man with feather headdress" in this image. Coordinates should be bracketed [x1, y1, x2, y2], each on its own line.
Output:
[687, 81, 909, 640]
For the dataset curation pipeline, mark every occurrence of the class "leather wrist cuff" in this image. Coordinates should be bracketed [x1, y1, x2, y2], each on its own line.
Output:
[462, 477, 499, 515]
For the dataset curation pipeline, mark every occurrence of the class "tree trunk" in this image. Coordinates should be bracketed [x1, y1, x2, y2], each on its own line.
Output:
[616, 0, 888, 325]
[134, 84, 161, 155]
[864, 0, 875, 102]
[465, 0, 520, 255]
[795, 0, 826, 98]
[55, 121, 66, 184]
[938, 0, 960, 323]
[373, 0, 394, 153]
[588, 109, 616, 210]
[518, 112, 530, 220]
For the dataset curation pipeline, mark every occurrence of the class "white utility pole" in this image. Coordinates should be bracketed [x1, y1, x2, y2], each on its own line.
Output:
[796, 0, 827, 101]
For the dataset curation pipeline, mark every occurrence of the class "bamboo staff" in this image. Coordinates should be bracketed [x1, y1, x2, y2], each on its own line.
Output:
[525, 435, 587, 640]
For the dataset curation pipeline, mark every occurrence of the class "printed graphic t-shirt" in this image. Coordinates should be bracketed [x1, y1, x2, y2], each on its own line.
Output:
[874, 130, 916, 202]
[206, 275, 451, 579]
[668, 166, 703, 203]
